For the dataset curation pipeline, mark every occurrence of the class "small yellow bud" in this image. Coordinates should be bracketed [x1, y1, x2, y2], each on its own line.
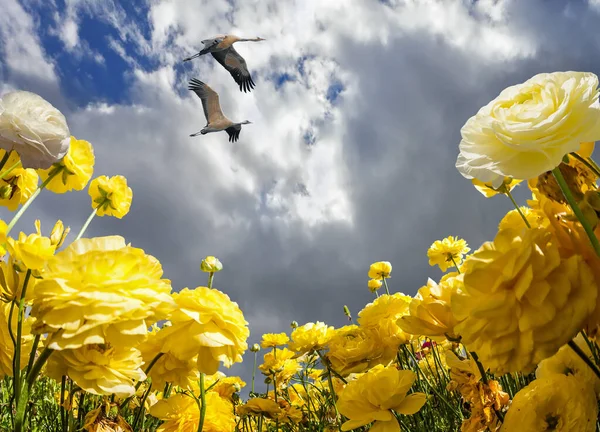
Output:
[343, 305, 352, 321]
[250, 343, 261, 352]
[0, 184, 12, 199]
[200, 256, 223, 273]
[290, 321, 298, 329]
[50, 220, 69, 248]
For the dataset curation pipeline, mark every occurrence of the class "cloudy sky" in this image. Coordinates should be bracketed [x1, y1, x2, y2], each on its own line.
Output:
[2, 0, 600, 391]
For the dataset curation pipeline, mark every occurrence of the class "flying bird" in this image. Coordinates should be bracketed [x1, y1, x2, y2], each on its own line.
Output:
[188, 78, 252, 143]
[183, 35, 265, 93]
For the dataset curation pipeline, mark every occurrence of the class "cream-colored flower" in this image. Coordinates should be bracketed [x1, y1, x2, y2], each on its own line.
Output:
[0, 91, 70, 169]
[456, 71, 600, 187]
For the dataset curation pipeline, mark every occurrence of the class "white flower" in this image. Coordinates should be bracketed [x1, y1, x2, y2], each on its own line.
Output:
[0, 91, 70, 169]
[456, 71, 600, 188]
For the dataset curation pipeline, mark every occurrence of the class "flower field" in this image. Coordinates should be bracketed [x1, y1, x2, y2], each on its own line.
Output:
[2, 71, 600, 431]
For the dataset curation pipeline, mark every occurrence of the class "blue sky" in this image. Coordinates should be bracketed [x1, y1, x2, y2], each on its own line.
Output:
[2, 0, 600, 393]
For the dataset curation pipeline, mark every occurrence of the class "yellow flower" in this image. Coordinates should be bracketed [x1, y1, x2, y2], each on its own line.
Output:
[456, 71, 600, 188]
[472, 177, 522, 198]
[368, 278, 382, 292]
[498, 206, 542, 231]
[204, 371, 246, 400]
[30, 236, 175, 350]
[288, 321, 334, 355]
[536, 333, 600, 397]
[38, 137, 94, 193]
[452, 226, 597, 374]
[358, 293, 412, 357]
[398, 274, 462, 340]
[337, 364, 426, 431]
[258, 347, 302, 388]
[200, 256, 223, 273]
[88, 175, 132, 219]
[0, 303, 33, 378]
[158, 287, 249, 375]
[325, 325, 385, 376]
[7, 230, 55, 270]
[236, 397, 281, 418]
[149, 392, 235, 432]
[427, 236, 470, 272]
[277, 405, 303, 424]
[0, 255, 36, 302]
[138, 324, 199, 391]
[46, 343, 146, 397]
[500, 374, 597, 432]
[368, 261, 392, 279]
[82, 408, 132, 432]
[0, 150, 38, 211]
[261, 332, 290, 349]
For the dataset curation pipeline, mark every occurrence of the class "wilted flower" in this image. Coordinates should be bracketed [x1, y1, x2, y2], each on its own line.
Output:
[0, 90, 70, 169]
[149, 392, 235, 432]
[288, 321, 334, 355]
[337, 364, 426, 431]
[427, 236, 470, 272]
[38, 137, 94, 193]
[158, 287, 249, 375]
[261, 332, 289, 349]
[452, 226, 597, 374]
[46, 343, 146, 397]
[88, 175, 132, 219]
[456, 72, 600, 187]
[368, 261, 392, 279]
[200, 255, 223, 273]
[0, 150, 38, 211]
[82, 408, 132, 432]
[500, 374, 597, 432]
[30, 236, 175, 350]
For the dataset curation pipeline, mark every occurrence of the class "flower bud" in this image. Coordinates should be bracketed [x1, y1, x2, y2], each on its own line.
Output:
[343, 305, 352, 321]
[290, 321, 298, 329]
[50, 220, 69, 248]
[0, 184, 12, 199]
[250, 343, 261, 352]
[200, 256, 223, 273]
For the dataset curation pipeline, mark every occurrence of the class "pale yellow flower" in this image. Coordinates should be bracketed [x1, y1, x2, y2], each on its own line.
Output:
[30, 236, 174, 350]
[500, 374, 597, 432]
[427, 236, 470, 272]
[261, 332, 289, 349]
[288, 321, 334, 355]
[88, 175, 132, 219]
[452, 226, 597, 374]
[46, 343, 146, 397]
[368, 261, 392, 279]
[7, 230, 55, 270]
[498, 206, 542, 231]
[457, 71, 600, 187]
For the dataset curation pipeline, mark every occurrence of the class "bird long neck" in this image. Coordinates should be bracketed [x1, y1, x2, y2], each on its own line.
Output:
[239, 37, 261, 42]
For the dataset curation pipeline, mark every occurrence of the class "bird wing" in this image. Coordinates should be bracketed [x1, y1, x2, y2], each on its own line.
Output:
[188, 78, 225, 124]
[225, 124, 241, 142]
[201, 37, 225, 49]
[211, 47, 256, 93]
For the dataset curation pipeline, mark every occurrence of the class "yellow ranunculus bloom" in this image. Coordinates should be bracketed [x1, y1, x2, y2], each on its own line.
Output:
[149, 392, 235, 432]
[30, 236, 175, 350]
[0, 255, 36, 303]
[358, 293, 412, 358]
[261, 332, 289, 348]
[236, 397, 281, 418]
[0, 150, 38, 211]
[368, 261, 392, 279]
[427, 236, 470, 272]
[367, 278, 382, 292]
[536, 333, 600, 397]
[204, 371, 246, 401]
[158, 287, 249, 375]
[456, 71, 600, 188]
[337, 364, 426, 431]
[288, 321, 334, 355]
[138, 323, 199, 391]
[0, 303, 33, 378]
[7, 230, 55, 270]
[38, 136, 94, 193]
[45, 343, 145, 397]
[471, 177, 522, 198]
[500, 374, 597, 432]
[452, 226, 597, 374]
[498, 206, 542, 231]
[398, 273, 462, 340]
[88, 175, 132, 218]
[259, 347, 301, 388]
[325, 325, 385, 376]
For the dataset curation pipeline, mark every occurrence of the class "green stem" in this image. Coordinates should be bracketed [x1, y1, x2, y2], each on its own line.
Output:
[505, 189, 531, 229]
[0, 159, 22, 181]
[60, 376, 67, 432]
[317, 351, 342, 431]
[13, 270, 31, 416]
[251, 351, 257, 394]
[207, 272, 214, 289]
[6, 168, 62, 235]
[132, 383, 152, 430]
[198, 373, 207, 432]
[0, 151, 11, 172]
[568, 340, 600, 380]
[552, 167, 600, 257]
[74, 208, 97, 241]
[382, 278, 390, 295]
[449, 256, 461, 274]
[120, 352, 164, 411]
[77, 392, 86, 428]
[571, 152, 600, 178]
[25, 334, 41, 375]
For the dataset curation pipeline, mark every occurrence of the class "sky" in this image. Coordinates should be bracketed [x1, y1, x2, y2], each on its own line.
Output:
[2, 0, 600, 392]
